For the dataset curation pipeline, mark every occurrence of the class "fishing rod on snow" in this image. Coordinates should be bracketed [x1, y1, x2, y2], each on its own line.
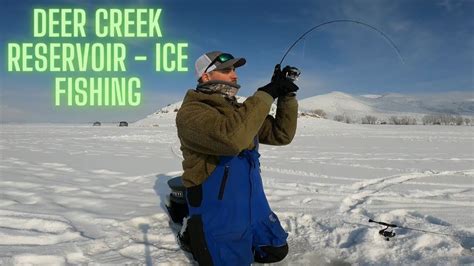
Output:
[369, 219, 397, 241]
[277, 19, 405, 83]
[369, 219, 474, 241]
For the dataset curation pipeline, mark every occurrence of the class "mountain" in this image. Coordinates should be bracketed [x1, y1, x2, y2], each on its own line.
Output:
[299, 91, 376, 116]
[133, 96, 278, 127]
[134, 91, 474, 126]
[299, 91, 474, 121]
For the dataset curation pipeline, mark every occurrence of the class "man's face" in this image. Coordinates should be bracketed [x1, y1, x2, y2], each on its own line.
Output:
[204, 67, 238, 83]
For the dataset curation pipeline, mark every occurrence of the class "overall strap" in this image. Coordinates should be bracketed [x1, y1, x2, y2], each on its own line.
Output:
[253, 135, 259, 151]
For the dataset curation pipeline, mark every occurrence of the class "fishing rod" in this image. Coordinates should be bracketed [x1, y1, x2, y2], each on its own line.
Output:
[369, 219, 397, 240]
[369, 219, 474, 241]
[278, 19, 405, 82]
[280, 19, 405, 65]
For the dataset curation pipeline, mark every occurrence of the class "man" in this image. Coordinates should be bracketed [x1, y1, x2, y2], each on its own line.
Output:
[176, 51, 298, 265]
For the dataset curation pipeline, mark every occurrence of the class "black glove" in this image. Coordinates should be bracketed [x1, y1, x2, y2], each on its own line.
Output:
[271, 64, 284, 82]
[276, 65, 299, 95]
[258, 65, 299, 99]
[257, 81, 280, 99]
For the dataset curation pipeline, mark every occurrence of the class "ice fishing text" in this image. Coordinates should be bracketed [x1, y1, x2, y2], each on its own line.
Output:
[6, 8, 189, 107]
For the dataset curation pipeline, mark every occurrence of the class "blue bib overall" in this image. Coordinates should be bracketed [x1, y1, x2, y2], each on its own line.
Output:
[185, 141, 288, 265]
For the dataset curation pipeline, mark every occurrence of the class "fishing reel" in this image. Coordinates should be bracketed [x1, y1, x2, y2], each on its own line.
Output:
[273, 64, 301, 83]
[282, 65, 301, 82]
[379, 227, 396, 241]
[369, 219, 397, 241]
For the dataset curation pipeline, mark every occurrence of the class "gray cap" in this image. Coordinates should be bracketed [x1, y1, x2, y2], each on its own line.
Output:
[195, 51, 246, 79]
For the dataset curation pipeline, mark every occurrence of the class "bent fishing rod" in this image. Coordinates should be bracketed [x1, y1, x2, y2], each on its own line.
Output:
[278, 19, 405, 81]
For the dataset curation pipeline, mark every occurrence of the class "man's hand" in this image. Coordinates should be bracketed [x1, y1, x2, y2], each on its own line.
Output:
[258, 64, 299, 99]
[273, 64, 299, 95]
[257, 80, 280, 99]
[271, 64, 283, 82]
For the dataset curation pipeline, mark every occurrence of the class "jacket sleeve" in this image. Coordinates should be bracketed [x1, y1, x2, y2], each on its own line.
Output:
[258, 94, 298, 145]
[176, 91, 274, 156]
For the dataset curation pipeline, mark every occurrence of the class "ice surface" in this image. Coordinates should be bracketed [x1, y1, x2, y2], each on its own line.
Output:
[0, 118, 473, 264]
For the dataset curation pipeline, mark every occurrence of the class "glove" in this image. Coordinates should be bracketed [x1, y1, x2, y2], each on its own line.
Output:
[277, 65, 299, 95]
[271, 64, 284, 82]
[257, 81, 280, 99]
[258, 64, 299, 99]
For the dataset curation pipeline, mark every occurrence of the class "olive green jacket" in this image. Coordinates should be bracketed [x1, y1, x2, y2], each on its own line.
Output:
[176, 89, 298, 187]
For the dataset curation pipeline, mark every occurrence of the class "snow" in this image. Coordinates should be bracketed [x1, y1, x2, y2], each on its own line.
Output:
[298, 91, 474, 122]
[299, 91, 375, 115]
[1, 117, 473, 264]
[361, 94, 383, 99]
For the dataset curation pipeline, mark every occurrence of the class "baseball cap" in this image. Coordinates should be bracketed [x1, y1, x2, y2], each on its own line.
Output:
[195, 51, 246, 79]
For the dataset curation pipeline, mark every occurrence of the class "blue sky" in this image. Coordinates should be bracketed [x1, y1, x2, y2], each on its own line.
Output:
[0, 0, 472, 123]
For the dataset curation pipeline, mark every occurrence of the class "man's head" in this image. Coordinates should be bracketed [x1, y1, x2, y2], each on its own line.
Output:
[195, 51, 246, 84]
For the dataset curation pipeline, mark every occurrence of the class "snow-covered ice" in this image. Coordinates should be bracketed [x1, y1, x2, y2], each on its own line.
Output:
[0, 117, 473, 265]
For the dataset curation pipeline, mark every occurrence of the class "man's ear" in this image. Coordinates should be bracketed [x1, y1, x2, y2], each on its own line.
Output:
[201, 73, 210, 82]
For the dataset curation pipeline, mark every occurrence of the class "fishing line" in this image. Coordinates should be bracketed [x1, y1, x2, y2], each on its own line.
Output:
[369, 219, 474, 240]
[279, 19, 405, 66]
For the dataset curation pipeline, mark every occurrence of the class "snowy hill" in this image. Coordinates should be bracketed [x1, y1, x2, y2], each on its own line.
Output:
[299, 91, 376, 116]
[133, 101, 183, 127]
[299, 91, 474, 122]
[134, 91, 473, 126]
[134, 95, 278, 127]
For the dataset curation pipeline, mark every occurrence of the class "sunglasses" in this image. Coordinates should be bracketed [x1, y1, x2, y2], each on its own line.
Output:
[204, 53, 234, 73]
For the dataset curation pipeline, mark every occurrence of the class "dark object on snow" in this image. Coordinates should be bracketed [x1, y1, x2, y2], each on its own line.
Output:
[119, 121, 128, 127]
[368, 218, 473, 242]
[93, 121, 101, 126]
[369, 219, 397, 228]
[177, 224, 192, 253]
[379, 227, 396, 241]
[254, 244, 289, 263]
[166, 176, 188, 224]
[369, 219, 397, 241]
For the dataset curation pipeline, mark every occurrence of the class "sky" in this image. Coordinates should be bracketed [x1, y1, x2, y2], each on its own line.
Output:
[0, 0, 473, 123]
